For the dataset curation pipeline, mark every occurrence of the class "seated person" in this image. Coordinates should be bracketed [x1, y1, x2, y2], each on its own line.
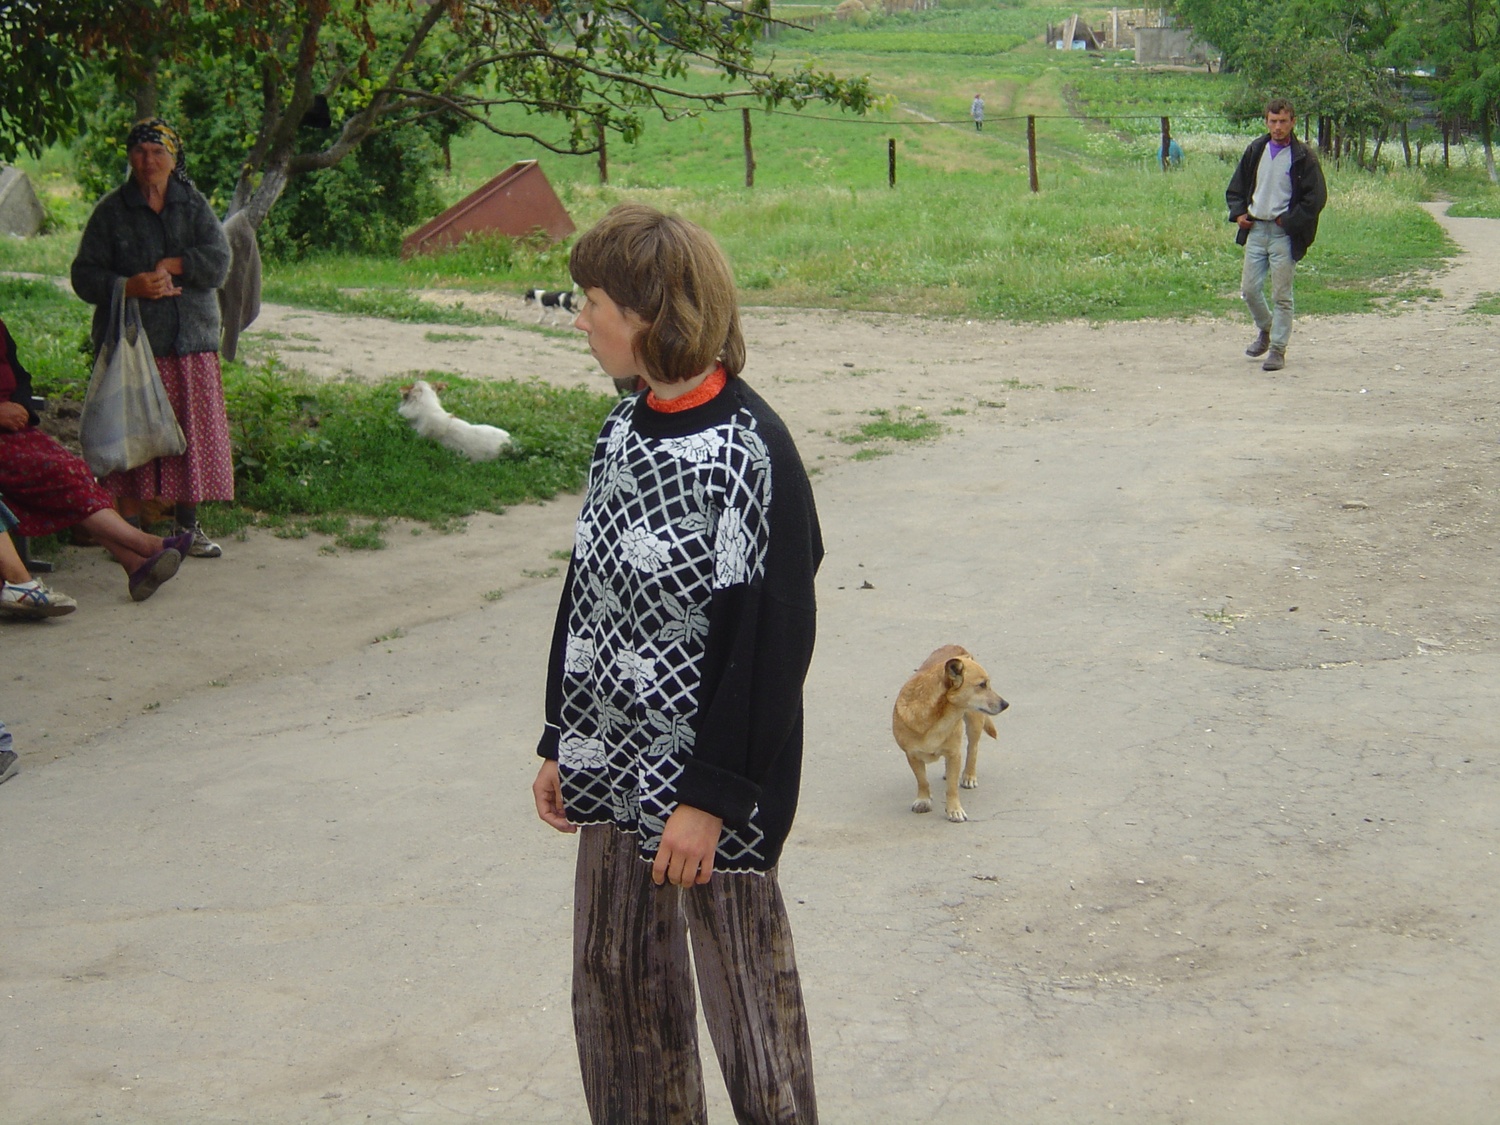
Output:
[1, 716, 15, 784]
[1, 317, 187, 603]
[1, 500, 77, 618]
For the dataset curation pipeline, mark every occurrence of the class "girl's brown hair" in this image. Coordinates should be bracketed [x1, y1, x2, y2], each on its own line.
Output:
[569, 203, 745, 383]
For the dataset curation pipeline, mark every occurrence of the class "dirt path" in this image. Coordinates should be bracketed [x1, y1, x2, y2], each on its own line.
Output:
[3, 206, 1498, 1123]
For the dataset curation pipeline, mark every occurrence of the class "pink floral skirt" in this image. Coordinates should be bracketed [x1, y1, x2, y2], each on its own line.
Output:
[0, 426, 116, 536]
[103, 351, 235, 503]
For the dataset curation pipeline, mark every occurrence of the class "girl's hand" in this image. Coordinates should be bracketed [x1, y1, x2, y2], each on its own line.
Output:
[653, 804, 724, 887]
[532, 758, 576, 833]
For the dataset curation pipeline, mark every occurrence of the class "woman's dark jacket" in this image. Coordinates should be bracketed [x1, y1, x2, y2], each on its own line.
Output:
[1225, 135, 1328, 262]
[70, 177, 231, 357]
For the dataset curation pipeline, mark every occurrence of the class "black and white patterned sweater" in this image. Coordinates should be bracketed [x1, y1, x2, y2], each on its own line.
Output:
[537, 379, 822, 873]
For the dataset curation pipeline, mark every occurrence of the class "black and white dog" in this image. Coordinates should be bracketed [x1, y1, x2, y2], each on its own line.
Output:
[524, 287, 581, 323]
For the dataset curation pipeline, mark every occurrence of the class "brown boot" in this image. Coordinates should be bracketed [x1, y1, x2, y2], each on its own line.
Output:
[1262, 347, 1285, 372]
[1245, 329, 1271, 358]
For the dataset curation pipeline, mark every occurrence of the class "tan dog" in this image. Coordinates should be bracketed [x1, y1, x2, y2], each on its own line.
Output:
[891, 645, 1008, 823]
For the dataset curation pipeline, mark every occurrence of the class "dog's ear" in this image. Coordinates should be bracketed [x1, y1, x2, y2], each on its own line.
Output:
[944, 658, 966, 688]
[399, 382, 414, 396]
[431, 380, 449, 393]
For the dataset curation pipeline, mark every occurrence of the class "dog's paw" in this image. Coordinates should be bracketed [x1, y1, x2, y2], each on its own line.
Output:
[945, 806, 968, 823]
[911, 798, 932, 814]
[960, 775, 979, 790]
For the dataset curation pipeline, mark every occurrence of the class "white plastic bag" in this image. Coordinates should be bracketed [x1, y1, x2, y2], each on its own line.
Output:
[78, 278, 187, 478]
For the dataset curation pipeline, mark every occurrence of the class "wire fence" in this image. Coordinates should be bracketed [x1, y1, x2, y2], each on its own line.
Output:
[587, 102, 1480, 191]
[592, 107, 1232, 190]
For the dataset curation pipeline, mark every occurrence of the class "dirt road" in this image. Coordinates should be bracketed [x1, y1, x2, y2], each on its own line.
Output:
[2, 204, 1496, 1123]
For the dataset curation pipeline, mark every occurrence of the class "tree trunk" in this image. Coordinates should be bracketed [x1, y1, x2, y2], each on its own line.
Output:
[1482, 115, 1494, 186]
[1401, 122, 1411, 167]
[226, 161, 290, 228]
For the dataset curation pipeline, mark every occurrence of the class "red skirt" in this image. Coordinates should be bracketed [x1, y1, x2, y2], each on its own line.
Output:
[103, 351, 235, 503]
[0, 426, 117, 536]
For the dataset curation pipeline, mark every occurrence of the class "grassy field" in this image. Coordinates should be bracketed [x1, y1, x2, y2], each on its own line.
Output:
[0, 0, 1484, 532]
[3, 9, 1461, 323]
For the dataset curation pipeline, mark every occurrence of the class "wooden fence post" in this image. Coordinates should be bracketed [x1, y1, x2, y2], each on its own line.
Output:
[888, 137, 896, 187]
[597, 120, 608, 185]
[742, 108, 755, 188]
[1160, 116, 1170, 172]
[1027, 116, 1039, 193]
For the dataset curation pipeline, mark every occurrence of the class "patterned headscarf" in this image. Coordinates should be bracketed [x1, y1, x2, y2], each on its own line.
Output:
[125, 117, 194, 189]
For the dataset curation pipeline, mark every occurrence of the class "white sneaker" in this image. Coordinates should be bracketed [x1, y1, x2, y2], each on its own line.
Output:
[176, 524, 223, 559]
[0, 580, 79, 618]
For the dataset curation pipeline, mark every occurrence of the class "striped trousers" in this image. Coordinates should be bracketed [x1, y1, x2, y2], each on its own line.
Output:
[573, 825, 818, 1124]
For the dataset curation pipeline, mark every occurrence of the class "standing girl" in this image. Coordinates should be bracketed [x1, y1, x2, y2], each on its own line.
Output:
[533, 203, 823, 1124]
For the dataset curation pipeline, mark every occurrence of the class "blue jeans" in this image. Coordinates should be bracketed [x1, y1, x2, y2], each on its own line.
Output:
[1241, 220, 1295, 350]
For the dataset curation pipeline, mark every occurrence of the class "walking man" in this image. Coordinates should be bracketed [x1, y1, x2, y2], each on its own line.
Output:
[970, 93, 984, 132]
[1226, 98, 1327, 371]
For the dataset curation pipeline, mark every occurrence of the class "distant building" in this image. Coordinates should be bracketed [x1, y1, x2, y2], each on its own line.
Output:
[1048, 14, 1104, 51]
[401, 161, 574, 259]
[1135, 22, 1218, 68]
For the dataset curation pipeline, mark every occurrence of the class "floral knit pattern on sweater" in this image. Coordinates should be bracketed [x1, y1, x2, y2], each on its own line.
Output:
[557, 393, 773, 869]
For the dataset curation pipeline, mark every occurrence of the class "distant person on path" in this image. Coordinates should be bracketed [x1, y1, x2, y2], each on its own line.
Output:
[532, 203, 823, 1124]
[1225, 98, 1327, 372]
[71, 117, 233, 557]
[971, 93, 985, 132]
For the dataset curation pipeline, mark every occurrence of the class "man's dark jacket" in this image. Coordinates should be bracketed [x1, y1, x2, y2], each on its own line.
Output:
[1226, 134, 1328, 262]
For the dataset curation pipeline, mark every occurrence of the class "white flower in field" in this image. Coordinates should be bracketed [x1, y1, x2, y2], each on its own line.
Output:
[621, 524, 671, 572]
[661, 430, 725, 464]
[714, 507, 755, 587]
[559, 735, 606, 770]
[616, 648, 656, 689]
[564, 635, 595, 674]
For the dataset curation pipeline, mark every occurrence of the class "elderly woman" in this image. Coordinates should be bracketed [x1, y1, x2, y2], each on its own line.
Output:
[2, 320, 187, 603]
[71, 117, 233, 558]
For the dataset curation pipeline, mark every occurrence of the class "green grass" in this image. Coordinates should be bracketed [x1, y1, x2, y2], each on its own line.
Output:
[427, 34, 1452, 321]
[840, 408, 942, 445]
[1064, 60, 1237, 136]
[1471, 292, 1500, 315]
[259, 279, 508, 325]
[803, 30, 1029, 53]
[2, 268, 615, 546]
[0, 277, 94, 392]
[2, 28, 1455, 327]
[1424, 166, 1500, 218]
[223, 364, 614, 528]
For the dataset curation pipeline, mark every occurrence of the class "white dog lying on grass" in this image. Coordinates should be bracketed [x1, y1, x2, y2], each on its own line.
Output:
[398, 380, 512, 462]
